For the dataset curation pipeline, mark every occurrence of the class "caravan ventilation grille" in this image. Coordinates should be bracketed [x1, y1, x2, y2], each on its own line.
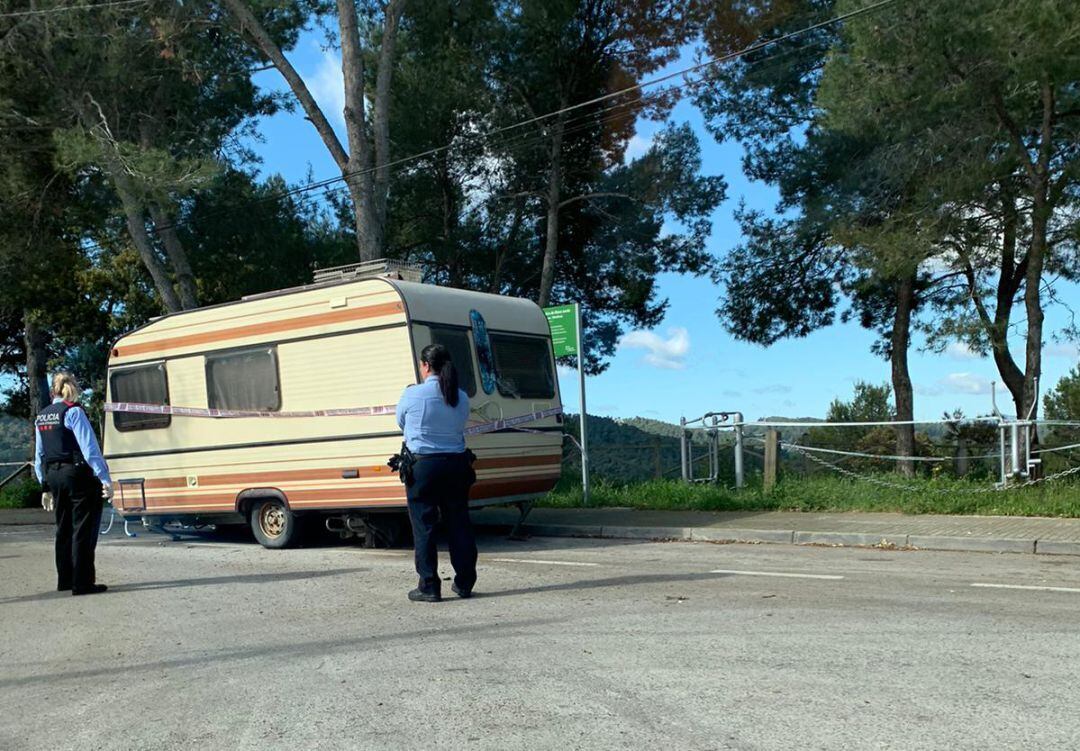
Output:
[312, 259, 424, 284]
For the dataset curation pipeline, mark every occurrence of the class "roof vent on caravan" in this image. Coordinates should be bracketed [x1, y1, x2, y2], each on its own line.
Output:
[312, 258, 424, 284]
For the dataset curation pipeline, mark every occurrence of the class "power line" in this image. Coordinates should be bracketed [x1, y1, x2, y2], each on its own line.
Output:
[0, 0, 149, 19]
[74, 0, 895, 254]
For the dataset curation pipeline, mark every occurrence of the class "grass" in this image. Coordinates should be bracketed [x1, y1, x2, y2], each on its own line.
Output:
[539, 475, 1080, 517]
[0, 477, 41, 510]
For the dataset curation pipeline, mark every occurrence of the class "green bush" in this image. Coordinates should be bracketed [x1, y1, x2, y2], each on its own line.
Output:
[0, 477, 42, 510]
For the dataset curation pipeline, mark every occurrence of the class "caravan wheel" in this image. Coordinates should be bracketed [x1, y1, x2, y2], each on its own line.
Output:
[251, 499, 300, 549]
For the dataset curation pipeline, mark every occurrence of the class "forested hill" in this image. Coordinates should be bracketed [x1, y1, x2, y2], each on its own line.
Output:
[0, 417, 31, 464]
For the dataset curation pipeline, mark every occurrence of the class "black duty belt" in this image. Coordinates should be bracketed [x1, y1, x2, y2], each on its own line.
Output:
[415, 451, 468, 461]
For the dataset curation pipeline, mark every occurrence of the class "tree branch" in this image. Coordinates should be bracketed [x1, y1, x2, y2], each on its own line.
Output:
[558, 191, 632, 210]
[222, 0, 349, 172]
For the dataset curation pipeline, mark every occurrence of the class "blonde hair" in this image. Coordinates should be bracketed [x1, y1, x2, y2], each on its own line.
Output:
[51, 372, 81, 403]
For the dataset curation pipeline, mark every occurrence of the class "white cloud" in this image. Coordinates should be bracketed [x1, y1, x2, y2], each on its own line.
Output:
[618, 327, 690, 370]
[556, 364, 577, 378]
[940, 372, 993, 395]
[1047, 342, 1080, 360]
[304, 47, 346, 130]
[945, 342, 982, 361]
[914, 383, 944, 397]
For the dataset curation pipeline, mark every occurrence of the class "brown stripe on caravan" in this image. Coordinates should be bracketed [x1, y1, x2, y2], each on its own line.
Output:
[115, 301, 405, 358]
[471, 475, 560, 499]
[129, 455, 561, 491]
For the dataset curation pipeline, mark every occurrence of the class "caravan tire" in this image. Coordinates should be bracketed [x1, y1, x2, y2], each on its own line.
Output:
[251, 499, 300, 549]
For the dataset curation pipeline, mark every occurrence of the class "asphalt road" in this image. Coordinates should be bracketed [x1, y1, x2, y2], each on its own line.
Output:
[1, 522, 1079, 750]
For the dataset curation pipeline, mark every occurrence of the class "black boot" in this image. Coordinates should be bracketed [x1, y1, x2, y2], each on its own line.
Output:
[72, 583, 108, 596]
[408, 587, 441, 602]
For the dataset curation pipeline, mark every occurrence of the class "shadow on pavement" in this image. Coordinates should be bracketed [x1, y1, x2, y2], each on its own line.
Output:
[476, 570, 733, 599]
[0, 567, 367, 606]
[0, 616, 569, 689]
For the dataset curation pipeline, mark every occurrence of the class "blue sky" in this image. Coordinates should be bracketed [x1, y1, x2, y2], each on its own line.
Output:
[244, 31, 1080, 425]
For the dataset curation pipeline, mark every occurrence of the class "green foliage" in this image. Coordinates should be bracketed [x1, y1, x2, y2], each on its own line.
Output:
[1045, 366, 1080, 423]
[542, 475, 1080, 517]
[0, 477, 40, 510]
[1045, 365, 1080, 446]
[0, 416, 31, 463]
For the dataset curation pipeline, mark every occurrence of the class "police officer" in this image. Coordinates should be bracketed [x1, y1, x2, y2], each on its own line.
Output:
[34, 372, 113, 596]
[395, 344, 477, 602]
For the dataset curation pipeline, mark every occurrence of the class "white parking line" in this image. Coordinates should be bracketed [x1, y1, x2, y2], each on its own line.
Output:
[710, 569, 844, 580]
[488, 557, 599, 567]
[971, 583, 1080, 594]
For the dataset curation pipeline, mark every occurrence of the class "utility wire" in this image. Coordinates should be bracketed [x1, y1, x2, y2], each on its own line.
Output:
[73, 0, 895, 252]
[0, 0, 149, 19]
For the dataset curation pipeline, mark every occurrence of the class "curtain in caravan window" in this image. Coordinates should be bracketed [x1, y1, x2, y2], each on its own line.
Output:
[111, 363, 170, 431]
[489, 334, 556, 399]
[205, 347, 281, 411]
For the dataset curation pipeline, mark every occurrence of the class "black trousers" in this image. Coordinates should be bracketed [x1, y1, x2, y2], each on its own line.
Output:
[406, 453, 477, 595]
[46, 462, 103, 591]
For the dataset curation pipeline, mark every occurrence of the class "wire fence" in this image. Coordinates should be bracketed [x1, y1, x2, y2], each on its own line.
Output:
[562, 417, 1080, 491]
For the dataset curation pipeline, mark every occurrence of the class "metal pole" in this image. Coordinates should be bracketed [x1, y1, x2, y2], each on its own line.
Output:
[733, 411, 745, 489]
[1010, 422, 1021, 479]
[998, 422, 1007, 487]
[576, 303, 590, 506]
[680, 417, 688, 482]
[710, 416, 719, 482]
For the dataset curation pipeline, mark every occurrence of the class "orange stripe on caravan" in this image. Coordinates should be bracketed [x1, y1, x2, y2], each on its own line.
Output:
[134, 455, 562, 491]
[116, 301, 404, 358]
[131, 475, 559, 515]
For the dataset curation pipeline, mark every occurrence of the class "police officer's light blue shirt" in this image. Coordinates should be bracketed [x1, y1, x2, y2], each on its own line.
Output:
[34, 398, 112, 486]
[396, 376, 470, 454]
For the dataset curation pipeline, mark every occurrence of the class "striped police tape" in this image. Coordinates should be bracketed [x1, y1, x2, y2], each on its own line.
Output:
[103, 402, 563, 436]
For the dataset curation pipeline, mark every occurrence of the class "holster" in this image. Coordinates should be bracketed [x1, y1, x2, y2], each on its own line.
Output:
[387, 443, 417, 486]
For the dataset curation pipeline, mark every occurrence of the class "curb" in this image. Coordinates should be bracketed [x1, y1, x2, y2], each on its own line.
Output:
[475, 522, 1080, 557]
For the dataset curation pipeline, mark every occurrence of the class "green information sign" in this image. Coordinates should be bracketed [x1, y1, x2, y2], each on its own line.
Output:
[544, 303, 578, 357]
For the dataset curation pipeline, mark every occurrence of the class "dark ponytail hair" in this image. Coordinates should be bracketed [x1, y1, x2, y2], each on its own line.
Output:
[421, 343, 460, 407]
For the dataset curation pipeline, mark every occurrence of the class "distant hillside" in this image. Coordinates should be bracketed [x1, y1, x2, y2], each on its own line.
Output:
[0, 416, 32, 464]
[562, 414, 760, 482]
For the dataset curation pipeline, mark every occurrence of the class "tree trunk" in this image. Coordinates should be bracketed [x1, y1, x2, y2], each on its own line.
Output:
[891, 273, 916, 477]
[337, 0, 378, 261]
[24, 315, 50, 421]
[110, 168, 183, 313]
[538, 118, 565, 308]
[148, 204, 199, 310]
[371, 0, 407, 236]
[491, 197, 525, 294]
[1021, 80, 1054, 429]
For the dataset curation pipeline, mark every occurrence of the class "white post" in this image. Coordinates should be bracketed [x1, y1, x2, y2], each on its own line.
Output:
[734, 411, 745, 489]
[576, 303, 590, 506]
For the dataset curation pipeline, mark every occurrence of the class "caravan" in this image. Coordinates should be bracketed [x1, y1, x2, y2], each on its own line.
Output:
[103, 264, 563, 547]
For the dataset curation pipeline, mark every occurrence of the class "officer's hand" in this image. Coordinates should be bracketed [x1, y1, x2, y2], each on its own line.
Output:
[102, 483, 115, 502]
[41, 492, 54, 513]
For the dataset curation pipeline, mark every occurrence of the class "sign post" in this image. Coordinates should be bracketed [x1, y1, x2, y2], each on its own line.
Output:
[543, 303, 589, 506]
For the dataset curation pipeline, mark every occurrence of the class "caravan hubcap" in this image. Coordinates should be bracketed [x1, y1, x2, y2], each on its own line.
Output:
[259, 504, 286, 538]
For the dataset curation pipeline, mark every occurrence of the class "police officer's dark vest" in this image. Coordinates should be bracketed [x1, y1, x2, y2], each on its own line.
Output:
[35, 401, 86, 465]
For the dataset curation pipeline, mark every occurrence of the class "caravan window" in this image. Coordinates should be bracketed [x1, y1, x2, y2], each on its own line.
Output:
[418, 326, 477, 397]
[206, 347, 281, 411]
[490, 334, 556, 399]
[110, 363, 170, 431]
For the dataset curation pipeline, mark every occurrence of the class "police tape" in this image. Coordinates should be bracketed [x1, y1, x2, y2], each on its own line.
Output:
[104, 402, 396, 419]
[103, 402, 563, 436]
[464, 407, 563, 435]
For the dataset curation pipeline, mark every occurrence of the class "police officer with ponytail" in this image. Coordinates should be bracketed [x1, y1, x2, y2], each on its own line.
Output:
[34, 373, 113, 596]
[395, 344, 478, 602]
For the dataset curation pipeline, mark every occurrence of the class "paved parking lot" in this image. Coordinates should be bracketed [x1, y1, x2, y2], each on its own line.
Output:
[2, 522, 1079, 750]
